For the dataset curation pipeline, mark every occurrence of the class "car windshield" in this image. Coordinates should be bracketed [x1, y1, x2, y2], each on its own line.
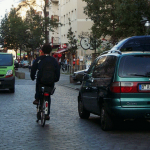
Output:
[119, 55, 150, 77]
[0, 54, 13, 66]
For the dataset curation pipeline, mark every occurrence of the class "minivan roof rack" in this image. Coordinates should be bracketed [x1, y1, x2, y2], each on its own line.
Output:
[108, 50, 122, 55]
[101, 51, 109, 55]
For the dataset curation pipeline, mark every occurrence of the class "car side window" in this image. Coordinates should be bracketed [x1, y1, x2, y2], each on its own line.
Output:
[93, 56, 117, 78]
[87, 58, 98, 74]
[92, 56, 107, 78]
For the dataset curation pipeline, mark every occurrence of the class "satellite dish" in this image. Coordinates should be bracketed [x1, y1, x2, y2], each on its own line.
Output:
[80, 38, 90, 50]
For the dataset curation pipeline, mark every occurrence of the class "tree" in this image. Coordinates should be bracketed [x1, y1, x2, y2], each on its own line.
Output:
[83, 0, 118, 45]
[0, 8, 28, 57]
[83, 0, 150, 45]
[24, 8, 45, 57]
[18, 0, 60, 44]
[67, 19, 78, 67]
[115, 0, 150, 37]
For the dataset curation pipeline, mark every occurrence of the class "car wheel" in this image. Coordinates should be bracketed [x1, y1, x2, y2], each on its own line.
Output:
[9, 87, 15, 93]
[100, 104, 113, 131]
[78, 96, 90, 119]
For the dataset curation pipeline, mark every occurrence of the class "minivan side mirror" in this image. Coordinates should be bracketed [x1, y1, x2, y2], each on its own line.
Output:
[83, 73, 90, 80]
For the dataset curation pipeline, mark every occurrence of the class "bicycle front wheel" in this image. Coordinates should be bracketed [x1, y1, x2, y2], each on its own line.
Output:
[41, 99, 46, 127]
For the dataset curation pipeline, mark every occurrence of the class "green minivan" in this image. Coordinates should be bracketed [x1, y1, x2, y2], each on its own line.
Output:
[0, 52, 15, 93]
[78, 51, 150, 130]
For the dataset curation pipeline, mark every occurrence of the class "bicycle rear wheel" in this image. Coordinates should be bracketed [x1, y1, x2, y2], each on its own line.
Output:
[36, 105, 41, 122]
[41, 99, 46, 127]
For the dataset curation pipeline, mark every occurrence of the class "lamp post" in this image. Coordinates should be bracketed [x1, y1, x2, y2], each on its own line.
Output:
[145, 21, 150, 35]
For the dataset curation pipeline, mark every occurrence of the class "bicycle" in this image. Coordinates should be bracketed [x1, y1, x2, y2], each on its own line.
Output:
[36, 85, 55, 127]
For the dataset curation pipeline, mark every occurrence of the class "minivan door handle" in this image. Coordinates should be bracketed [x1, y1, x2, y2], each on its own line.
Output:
[89, 77, 94, 83]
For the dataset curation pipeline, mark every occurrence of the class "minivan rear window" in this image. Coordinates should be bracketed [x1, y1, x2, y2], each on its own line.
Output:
[0, 54, 13, 66]
[119, 55, 150, 77]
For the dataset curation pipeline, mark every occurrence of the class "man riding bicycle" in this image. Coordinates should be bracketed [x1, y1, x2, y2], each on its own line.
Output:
[30, 43, 60, 120]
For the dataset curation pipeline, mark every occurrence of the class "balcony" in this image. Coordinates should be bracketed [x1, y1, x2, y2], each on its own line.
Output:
[52, 37, 59, 45]
[51, 0, 59, 3]
[51, 15, 59, 22]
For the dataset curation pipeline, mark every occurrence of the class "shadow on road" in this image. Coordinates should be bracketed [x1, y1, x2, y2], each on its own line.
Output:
[81, 116, 150, 132]
[0, 89, 12, 94]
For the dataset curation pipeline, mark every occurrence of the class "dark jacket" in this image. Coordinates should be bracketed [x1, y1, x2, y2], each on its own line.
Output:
[30, 55, 60, 84]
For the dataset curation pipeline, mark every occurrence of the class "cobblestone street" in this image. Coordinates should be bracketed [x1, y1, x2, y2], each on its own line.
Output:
[0, 69, 150, 150]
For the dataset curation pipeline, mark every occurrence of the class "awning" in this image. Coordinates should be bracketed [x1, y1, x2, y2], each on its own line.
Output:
[55, 48, 68, 54]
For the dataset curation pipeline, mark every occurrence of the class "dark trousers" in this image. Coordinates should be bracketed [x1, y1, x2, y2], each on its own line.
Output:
[35, 81, 51, 115]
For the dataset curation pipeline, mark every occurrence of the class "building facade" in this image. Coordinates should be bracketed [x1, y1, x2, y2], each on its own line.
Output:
[50, 0, 94, 66]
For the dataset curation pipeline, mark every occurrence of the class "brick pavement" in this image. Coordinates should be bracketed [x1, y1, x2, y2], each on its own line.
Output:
[16, 68, 81, 90]
[0, 68, 150, 149]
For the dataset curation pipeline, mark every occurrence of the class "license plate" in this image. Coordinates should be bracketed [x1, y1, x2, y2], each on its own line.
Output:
[139, 84, 150, 91]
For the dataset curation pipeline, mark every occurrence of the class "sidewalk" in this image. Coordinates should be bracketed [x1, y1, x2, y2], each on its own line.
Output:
[15, 68, 81, 90]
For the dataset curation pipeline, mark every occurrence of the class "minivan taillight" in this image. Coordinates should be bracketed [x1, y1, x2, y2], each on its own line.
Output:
[110, 82, 138, 93]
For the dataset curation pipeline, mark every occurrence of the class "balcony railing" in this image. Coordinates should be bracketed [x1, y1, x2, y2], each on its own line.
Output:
[51, 15, 59, 22]
[51, 0, 59, 3]
[53, 37, 59, 44]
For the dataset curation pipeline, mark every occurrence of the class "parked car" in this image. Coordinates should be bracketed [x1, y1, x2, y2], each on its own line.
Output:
[78, 49, 150, 131]
[19, 60, 24, 67]
[72, 68, 88, 83]
[22, 60, 29, 68]
[0, 53, 15, 93]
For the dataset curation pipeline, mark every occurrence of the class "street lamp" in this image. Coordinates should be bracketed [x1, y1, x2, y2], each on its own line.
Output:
[145, 21, 150, 35]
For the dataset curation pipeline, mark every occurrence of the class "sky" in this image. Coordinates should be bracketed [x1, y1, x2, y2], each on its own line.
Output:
[0, 0, 21, 19]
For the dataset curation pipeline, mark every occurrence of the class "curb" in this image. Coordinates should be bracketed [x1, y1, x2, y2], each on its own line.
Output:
[15, 71, 25, 79]
[60, 84, 80, 91]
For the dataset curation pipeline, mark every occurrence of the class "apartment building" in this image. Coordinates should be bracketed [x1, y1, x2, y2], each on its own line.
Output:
[17, 0, 93, 65]
[50, 0, 93, 65]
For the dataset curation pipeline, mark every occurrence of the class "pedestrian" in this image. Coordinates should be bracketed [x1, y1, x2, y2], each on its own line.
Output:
[76, 57, 79, 70]
[73, 57, 75, 69]
[58, 57, 61, 69]
[32, 57, 36, 65]
[30, 43, 60, 120]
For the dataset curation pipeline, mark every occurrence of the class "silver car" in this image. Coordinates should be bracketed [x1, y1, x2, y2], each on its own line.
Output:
[22, 60, 29, 68]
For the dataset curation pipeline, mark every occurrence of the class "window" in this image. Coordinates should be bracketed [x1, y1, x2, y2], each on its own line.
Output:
[66, 14, 68, 24]
[68, 12, 70, 22]
[0, 54, 13, 66]
[120, 38, 150, 51]
[93, 56, 117, 78]
[64, 15, 65, 25]
[87, 57, 99, 74]
[74, 9, 76, 20]
[71, 11, 74, 21]
[119, 55, 150, 77]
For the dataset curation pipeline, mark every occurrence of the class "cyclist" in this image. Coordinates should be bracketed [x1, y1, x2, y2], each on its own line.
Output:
[30, 43, 60, 120]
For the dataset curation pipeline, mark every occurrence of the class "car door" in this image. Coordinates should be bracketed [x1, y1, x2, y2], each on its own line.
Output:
[90, 55, 118, 114]
[82, 56, 107, 114]
[89, 56, 108, 114]
[82, 58, 99, 112]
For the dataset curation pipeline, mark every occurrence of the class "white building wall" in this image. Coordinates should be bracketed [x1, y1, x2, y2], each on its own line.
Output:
[49, 0, 94, 64]
[49, 0, 59, 45]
